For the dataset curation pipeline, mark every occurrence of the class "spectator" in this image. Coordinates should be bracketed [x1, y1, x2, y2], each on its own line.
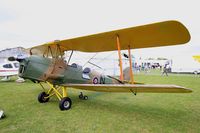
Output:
[162, 64, 168, 76]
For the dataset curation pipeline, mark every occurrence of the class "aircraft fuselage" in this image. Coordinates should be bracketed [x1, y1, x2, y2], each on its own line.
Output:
[19, 55, 121, 85]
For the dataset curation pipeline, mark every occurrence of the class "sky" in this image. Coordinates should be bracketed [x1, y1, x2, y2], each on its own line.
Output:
[0, 0, 200, 74]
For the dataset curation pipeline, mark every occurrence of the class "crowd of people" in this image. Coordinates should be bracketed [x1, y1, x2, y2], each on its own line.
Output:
[133, 62, 170, 76]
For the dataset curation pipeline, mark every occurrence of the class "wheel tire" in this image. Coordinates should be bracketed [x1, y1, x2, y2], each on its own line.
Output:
[38, 92, 49, 103]
[79, 94, 83, 99]
[59, 97, 72, 111]
[83, 96, 88, 100]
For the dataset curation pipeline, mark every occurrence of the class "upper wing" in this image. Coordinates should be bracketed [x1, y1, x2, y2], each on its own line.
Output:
[63, 84, 192, 93]
[29, 20, 190, 55]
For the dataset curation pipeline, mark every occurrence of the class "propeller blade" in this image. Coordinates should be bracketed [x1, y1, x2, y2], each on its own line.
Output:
[8, 56, 16, 61]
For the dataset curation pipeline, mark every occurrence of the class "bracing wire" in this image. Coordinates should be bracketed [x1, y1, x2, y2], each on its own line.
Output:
[90, 51, 116, 69]
[82, 53, 98, 68]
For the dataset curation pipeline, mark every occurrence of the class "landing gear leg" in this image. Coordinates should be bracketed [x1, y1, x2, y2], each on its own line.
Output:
[79, 92, 88, 100]
[39, 82, 73, 111]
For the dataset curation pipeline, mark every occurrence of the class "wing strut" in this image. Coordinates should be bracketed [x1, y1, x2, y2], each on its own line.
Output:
[128, 45, 134, 84]
[116, 35, 124, 81]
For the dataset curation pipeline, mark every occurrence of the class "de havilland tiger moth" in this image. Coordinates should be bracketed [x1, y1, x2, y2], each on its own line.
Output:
[9, 20, 192, 110]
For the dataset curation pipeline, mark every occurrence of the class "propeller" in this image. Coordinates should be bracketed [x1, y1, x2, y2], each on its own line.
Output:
[8, 56, 16, 61]
[8, 55, 27, 62]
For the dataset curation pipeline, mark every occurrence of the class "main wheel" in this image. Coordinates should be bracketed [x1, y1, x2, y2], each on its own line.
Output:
[38, 92, 49, 103]
[59, 97, 72, 110]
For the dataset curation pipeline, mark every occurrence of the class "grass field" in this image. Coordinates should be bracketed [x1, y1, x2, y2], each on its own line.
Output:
[0, 72, 200, 133]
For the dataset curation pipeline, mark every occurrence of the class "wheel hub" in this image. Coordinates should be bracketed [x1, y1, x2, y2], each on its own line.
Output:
[63, 101, 70, 108]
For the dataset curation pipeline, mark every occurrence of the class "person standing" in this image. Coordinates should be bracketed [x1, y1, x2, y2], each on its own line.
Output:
[162, 64, 168, 76]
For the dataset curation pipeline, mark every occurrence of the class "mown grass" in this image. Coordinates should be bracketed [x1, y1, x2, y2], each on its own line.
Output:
[0, 73, 199, 133]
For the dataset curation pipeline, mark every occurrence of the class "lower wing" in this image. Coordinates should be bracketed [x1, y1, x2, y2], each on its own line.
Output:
[62, 84, 192, 93]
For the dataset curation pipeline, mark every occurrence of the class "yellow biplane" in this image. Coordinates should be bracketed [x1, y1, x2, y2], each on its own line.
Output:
[10, 20, 192, 110]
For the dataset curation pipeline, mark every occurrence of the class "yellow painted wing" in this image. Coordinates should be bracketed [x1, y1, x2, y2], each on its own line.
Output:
[63, 84, 192, 93]
[30, 20, 190, 55]
[193, 55, 200, 63]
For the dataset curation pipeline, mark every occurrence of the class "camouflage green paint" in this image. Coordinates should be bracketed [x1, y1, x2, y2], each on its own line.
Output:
[19, 55, 122, 85]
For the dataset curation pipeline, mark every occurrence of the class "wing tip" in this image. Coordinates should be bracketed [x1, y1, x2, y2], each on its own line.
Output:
[175, 85, 193, 93]
[183, 88, 193, 93]
[170, 20, 191, 44]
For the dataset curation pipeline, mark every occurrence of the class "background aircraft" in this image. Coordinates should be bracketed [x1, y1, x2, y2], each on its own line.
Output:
[0, 47, 27, 82]
[193, 56, 200, 63]
[0, 60, 19, 77]
[10, 20, 192, 110]
[0, 60, 24, 82]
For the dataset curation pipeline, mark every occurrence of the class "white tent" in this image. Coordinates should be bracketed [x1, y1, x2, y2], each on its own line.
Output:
[171, 55, 200, 73]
